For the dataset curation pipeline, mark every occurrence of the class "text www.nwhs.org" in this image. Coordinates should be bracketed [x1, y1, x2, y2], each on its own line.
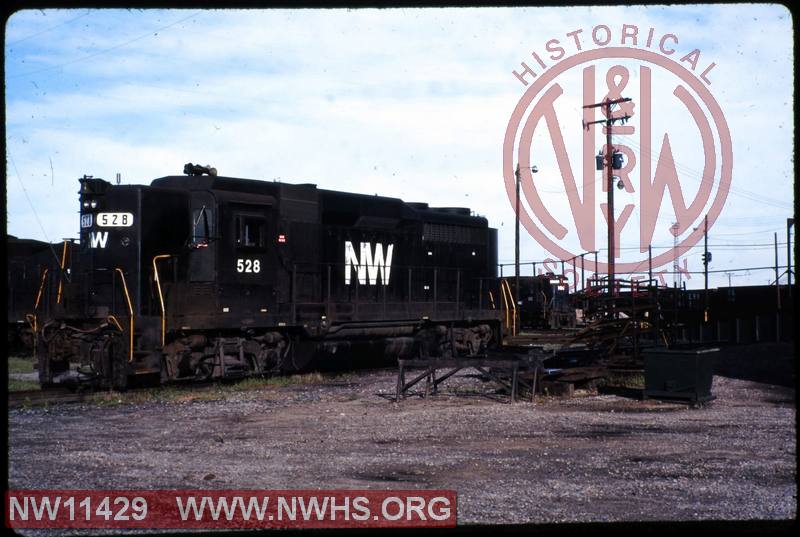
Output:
[6, 490, 457, 528]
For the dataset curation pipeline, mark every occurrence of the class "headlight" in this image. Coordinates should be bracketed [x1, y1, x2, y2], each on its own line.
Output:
[90, 200, 98, 209]
[82, 201, 90, 208]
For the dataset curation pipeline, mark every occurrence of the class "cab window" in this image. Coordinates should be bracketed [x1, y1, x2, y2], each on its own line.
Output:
[236, 215, 265, 248]
[191, 207, 213, 243]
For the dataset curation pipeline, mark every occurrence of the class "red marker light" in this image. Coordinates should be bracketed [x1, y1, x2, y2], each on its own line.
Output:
[278, 234, 286, 243]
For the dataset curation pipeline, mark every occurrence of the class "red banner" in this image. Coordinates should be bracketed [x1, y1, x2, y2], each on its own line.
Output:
[6, 489, 456, 529]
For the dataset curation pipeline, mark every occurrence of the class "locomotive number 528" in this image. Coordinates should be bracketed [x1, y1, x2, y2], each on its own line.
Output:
[236, 258, 261, 273]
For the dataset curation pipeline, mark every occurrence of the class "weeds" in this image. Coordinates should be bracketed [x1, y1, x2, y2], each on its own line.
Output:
[607, 372, 645, 389]
[86, 371, 329, 406]
[8, 356, 35, 375]
[8, 379, 40, 392]
[89, 385, 225, 406]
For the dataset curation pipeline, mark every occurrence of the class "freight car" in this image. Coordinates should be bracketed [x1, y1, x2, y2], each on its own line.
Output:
[516, 274, 576, 330]
[7, 235, 76, 354]
[35, 166, 502, 389]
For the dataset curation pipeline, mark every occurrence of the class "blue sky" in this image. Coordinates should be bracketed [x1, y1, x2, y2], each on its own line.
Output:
[4, 6, 794, 290]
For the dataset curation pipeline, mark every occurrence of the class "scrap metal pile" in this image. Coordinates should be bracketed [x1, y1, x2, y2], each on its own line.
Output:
[566, 278, 680, 367]
[499, 278, 684, 392]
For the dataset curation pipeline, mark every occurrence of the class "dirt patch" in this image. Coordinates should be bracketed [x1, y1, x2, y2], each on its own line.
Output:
[7, 369, 796, 526]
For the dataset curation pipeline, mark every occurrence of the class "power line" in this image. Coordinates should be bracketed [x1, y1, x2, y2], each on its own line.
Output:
[7, 9, 92, 46]
[564, 103, 793, 210]
[559, 241, 790, 252]
[712, 227, 790, 237]
[613, 130, 793, 211]
[7, 150, 64, 270]
[498, 261, 791, 277]
[594, 117, 793, 210]
[8, 11, 202, 80]
[617, 265, 790, 275]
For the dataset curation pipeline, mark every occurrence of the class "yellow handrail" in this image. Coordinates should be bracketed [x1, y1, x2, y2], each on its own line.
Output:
[501, 280, 515, 336]
[508, 281, 517, 336]
[106, 315, 124, 332]
[506, 280, 517, 336]
[114, 268, 134, 362]
[56, 240, 68, 304]
[499, 279, 511, 335]
[25, 313, 36, 329]
[152, 254, 172, 347]
[34, 268, 49, 311]
[28, 268, 49, 355]
[501, 279, 517, 336]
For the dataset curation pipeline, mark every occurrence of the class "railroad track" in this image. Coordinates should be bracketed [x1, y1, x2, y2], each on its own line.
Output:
[8, 388, 90, 407]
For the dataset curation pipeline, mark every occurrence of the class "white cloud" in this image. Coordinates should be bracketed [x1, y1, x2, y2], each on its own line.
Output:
[5, 5, 794, 289]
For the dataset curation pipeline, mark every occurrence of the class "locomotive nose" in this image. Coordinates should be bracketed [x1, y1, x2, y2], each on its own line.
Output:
[79, 176, 111, 210]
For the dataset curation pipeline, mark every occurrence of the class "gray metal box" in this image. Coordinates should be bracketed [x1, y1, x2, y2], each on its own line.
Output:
[643, 347, 719, 403]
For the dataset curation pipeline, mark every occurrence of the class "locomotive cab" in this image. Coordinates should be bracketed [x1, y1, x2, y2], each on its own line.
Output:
[162, 186, 283, 333]
[37, 176, 192, 388]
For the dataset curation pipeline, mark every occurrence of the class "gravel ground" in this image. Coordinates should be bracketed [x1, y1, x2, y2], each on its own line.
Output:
[7, 368, 796, 527]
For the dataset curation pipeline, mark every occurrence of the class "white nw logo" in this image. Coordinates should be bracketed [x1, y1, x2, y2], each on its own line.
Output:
[344, 241, 394, 285]
[89, 231, 108, 249]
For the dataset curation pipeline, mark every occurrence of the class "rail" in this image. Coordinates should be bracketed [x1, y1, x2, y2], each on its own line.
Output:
[114, 268, 135, 362]
[152, 254, 172, 346]
[9, 388, 88, 407]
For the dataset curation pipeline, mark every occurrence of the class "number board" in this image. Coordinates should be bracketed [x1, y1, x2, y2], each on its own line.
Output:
[97, 213, 134, 227]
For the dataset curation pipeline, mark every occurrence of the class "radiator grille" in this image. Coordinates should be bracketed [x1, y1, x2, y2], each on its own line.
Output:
[423, 223, 485, 244]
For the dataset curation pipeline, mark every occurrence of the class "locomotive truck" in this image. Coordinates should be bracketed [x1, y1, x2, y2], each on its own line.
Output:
[34, 165, 502, 389]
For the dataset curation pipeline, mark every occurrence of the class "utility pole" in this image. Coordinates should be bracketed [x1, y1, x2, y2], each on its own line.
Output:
[583, 97, 631, 298]
[515, 163, 520, 310]
[703, 215, 708, 299]
[788, 218, 794, 295]
[775, 232, 780, 309]
[514, 163, 537, 315]
[672, 222, 680, 288]
[703, 215, 709, 321]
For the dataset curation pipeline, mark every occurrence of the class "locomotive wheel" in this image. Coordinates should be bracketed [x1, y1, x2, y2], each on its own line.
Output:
[195, 357, 215, 381]
[37, 328, 69, 388]
[283, 339, 316, 372]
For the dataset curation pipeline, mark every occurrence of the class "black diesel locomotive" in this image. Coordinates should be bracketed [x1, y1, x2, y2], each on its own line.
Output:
[7, 235, 76, 354]
[35, 166, 501, 389]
